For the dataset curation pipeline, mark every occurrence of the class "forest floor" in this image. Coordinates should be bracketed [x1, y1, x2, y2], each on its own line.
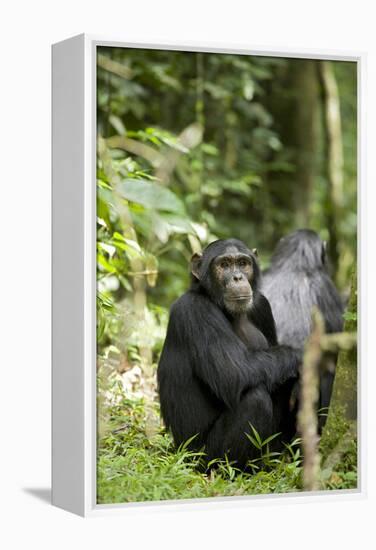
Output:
[96, 397, 357, 505]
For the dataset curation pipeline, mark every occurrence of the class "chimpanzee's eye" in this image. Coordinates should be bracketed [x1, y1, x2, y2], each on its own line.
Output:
[220, 260, 230, 269]
[238, 259, 248, 268]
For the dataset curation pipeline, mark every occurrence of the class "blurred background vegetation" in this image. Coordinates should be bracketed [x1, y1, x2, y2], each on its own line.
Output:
[96, 47, 357, 503]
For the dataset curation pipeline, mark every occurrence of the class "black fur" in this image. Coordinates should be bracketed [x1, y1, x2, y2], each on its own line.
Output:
[262, 229, 344, 431]
[158, 238, 301, 468]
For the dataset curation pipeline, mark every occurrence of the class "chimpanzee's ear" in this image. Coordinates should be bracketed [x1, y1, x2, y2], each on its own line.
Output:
[191, 252, 202, 280]
[252, 248, 258, 257]
[321, 241, 327, 264]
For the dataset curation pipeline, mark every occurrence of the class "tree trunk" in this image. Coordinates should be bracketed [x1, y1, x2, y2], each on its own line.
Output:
[320, 267, 357, 463]
[266, 59, 321, 231]
[325, 267, 357, 426]
[319, 61, 344, 281]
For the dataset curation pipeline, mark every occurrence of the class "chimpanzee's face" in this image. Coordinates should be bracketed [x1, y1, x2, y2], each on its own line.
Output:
[212, 246, 255, 314]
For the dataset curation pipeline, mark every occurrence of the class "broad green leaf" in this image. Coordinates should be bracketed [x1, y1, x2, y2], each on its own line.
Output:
[117, 239, 143, 261]
[152, 213, 170, 244]
[123, 238, 142, 253]
[97, 253, 116, 274]
[157, 213, 194, 234]
[191, 222, 207, 242]
[98, 242, 116, 257]
[112, 231, 126, 242]
[118, 179, 185, 214]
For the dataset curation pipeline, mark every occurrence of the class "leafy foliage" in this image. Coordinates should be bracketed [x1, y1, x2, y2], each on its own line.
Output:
[97, 397, 302, 504]
[97, 397, 356, 504]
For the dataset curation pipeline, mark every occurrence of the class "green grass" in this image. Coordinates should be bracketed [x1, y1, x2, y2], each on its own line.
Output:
[96, 396, 357, 505]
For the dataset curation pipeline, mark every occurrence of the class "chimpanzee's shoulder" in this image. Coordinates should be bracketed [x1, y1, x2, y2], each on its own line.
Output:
[170, 290, 215, 320]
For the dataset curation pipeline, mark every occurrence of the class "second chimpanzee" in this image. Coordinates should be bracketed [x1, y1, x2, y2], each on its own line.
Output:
[158, 239, 301, 469]
[262, 229, 344, 430]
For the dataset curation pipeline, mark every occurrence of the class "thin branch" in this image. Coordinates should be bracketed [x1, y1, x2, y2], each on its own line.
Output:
[320, 332, 357, 353]
[298, 309, 324, 491]
[97, 53, 134, 80]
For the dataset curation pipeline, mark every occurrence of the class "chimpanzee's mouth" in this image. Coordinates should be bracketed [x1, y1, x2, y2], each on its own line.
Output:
[226, 295, 252, 301]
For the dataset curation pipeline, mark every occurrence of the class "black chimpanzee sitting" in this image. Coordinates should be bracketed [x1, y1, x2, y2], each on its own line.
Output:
[157, 239, 301, 469]
[262, 229, 344, 431]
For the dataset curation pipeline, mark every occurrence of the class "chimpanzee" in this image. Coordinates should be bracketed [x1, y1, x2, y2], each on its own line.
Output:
[157, 239, 301, 469]
[262, 229, 344, 431]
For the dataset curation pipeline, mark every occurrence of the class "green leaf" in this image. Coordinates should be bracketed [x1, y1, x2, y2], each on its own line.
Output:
[98, 242, 116, 257]
[248, 424, 263, 448]
[97, 291, 114, 310]
[343, 311, 357, 322]
[109, 114, 126, 135]
[245, 433, 261, 450]
[262, 432, 282, 446]
[157, 213, 195, 234]
[97, 178, 112, 190]
[118, 179, 185, 214]
[151, 214, 170, 244]
[97, 253, 116, 274]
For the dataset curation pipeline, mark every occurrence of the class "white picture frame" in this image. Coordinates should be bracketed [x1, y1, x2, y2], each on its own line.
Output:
[52, 34, 366, 517]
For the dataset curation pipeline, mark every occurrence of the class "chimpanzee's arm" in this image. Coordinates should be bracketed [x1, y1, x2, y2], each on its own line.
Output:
[171, 292, 300, 411]
[246, 345, 301, 394]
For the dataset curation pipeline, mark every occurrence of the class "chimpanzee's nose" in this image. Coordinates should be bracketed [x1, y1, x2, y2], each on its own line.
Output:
[233, 272, 243, 282]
